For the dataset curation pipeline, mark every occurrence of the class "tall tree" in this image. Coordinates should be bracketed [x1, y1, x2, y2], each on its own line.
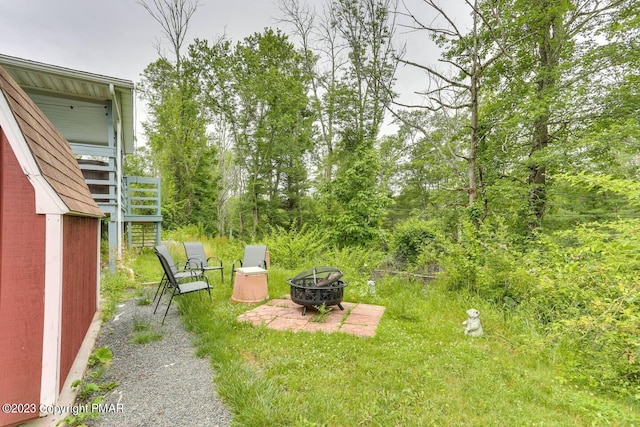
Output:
[322, 0, 398, 245]
[487, 0, 632, 229]
[139, 0, 219, 232]
[281, 0, 398, 169]
[190, 29, 314, 238]
[384, 110, 469, 224]
[279, 0, 338, 181]
[394, 0, 511, 226]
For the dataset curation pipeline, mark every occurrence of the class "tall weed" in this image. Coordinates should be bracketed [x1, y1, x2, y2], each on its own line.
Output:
[318, 246, 385, 299]
[163, 223, 208, 241]
[263, 223, 329, 269]
[432, 215, 640, 398]
[530, 220, 640, 398]
[435, 218, 534, 306]
[100, 271, 133, 321]
[391, 218, 444, 271]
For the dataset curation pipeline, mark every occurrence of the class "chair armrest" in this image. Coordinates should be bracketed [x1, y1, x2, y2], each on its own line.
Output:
[186, 257, 204, 269]
[182, 259, 205, 280]
[207, 256, 223, 268]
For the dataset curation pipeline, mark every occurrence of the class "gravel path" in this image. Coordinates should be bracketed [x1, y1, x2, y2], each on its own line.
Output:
[89, 298, 233, 427]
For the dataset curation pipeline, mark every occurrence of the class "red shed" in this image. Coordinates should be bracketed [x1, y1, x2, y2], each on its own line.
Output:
[0, 66, 103, 426]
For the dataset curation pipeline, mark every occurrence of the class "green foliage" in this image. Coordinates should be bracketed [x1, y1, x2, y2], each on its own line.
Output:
[188, 28, 314, 238]
[421, 174, 640, 397]
[317, 245, 385, 299]
[263, 222, 329, 269]
[391, 218, 442, 268]
[57, 397, 102, 427]
[163, 223, 208, 241]
[545, 172, 640, 230]
[131, 319, 164, 345]
[320, 147, 391, 247]
[76, 382, 100, 401]
[60, 347, 117, 426]
[99, 271, 132, 322]
[528, 219, 640, 397]
[140, 56, 219, 234]
[559, 172, 640, 203]
[123, 145, 155, 177]
[131, 331, 164, 345]
[435, 218, 536, 306]
[88, 346, 113, 367]
[310, 303, 332, 323]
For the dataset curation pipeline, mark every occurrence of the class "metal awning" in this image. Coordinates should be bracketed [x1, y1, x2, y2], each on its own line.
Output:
[0, 53, 135, 154]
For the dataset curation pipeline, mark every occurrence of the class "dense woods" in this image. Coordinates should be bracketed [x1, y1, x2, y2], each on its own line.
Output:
[136, 0, 640, 399]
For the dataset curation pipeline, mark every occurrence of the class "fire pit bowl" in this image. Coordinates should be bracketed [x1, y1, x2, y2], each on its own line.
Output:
[287, 266, 347, 316]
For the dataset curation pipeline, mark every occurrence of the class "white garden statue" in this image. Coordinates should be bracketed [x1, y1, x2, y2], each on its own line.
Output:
[462, 308, 484, 337]
[367, 280, 377, 295]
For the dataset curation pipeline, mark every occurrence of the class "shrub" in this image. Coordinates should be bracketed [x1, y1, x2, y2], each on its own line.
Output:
[435, 218, 535, 306]
[263, 223, 329, 269]
[163, 223, 207, 241]
[391, 218, 442, 269]
[529, 220, 640, 398]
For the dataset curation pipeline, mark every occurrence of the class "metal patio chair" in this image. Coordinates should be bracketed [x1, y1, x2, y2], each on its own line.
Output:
[153, 245, 204, 304]
[183, 241, 224, 284]
[154, 246, 211, 325]
[231, 244, 267, 286]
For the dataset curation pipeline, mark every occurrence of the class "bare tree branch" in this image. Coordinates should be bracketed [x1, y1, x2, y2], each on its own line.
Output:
[397, 56, 470, 89]
[138, 0, 200, 64]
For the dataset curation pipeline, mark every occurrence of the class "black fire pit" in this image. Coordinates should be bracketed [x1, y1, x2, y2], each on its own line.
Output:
[287, 266, 347, 315]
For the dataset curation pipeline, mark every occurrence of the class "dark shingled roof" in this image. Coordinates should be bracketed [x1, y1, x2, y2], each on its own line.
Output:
[0, 65, 103, 217]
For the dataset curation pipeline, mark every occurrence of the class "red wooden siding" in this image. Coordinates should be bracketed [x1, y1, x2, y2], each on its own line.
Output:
[0, 130, 46, 426]
[59, 215, 98, 390]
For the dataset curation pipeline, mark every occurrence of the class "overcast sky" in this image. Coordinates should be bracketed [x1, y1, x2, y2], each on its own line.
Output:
[0, 0, 287, 81]
[0, 0, 467, 141]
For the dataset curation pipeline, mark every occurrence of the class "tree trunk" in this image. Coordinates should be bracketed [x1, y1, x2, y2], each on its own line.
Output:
[528, 7, 559, 229]
[529, 113, 549, 228]
[468, 1, 482, 229]
[252, 184, 259, 239]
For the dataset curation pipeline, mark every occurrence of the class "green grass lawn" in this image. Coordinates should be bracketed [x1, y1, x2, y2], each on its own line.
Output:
[129, 245, 640, 426]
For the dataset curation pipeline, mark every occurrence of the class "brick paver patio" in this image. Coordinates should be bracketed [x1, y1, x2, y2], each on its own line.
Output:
[237, 298, 385, 337]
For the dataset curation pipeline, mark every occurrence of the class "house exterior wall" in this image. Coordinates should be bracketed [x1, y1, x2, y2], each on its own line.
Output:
[59, 215, 99, 390]
[0, 130, 46, 427]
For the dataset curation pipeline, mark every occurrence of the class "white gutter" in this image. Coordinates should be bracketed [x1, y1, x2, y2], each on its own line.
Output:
[0, 53, 134, 89]
[110, 84, 123, 260]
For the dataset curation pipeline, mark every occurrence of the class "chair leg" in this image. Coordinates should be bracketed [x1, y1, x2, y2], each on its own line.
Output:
[162, 292, 176, 325]
[154, 280, 171, 315]
[153, 274, 167, 302]
[153, 288, 164, 314]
